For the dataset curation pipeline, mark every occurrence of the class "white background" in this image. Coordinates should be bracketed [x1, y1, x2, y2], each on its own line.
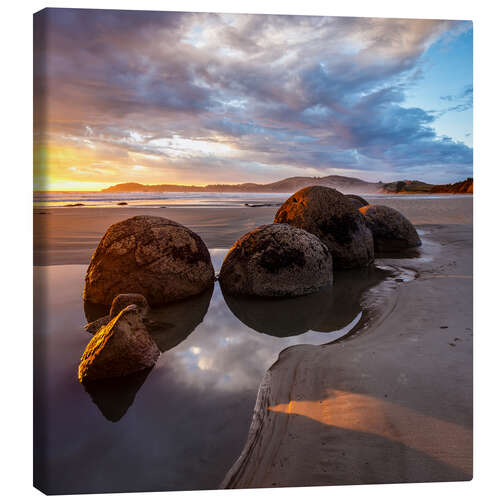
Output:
[1, 1, 498, 499]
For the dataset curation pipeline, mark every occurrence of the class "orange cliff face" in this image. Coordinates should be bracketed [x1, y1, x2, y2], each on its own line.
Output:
[430, 178, 473, 194]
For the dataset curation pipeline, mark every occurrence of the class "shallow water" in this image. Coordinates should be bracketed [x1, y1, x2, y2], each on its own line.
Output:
[34, 250, 393, 494]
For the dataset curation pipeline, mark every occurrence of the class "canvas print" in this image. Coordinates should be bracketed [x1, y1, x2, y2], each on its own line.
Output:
[33, 8, 473, 495]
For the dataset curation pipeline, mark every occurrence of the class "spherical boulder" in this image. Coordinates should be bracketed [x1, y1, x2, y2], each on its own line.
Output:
[345, 194, 369, 209]
[359, 205, 422, 252]
[274, 186, 374, 269]
[83, 215, 215, 306]
[219, 224, 333, 297]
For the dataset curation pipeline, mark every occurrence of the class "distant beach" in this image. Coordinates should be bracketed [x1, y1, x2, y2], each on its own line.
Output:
[34, 193, 473, 266]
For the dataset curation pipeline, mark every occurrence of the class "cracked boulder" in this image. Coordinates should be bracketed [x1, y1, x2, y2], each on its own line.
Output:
[83, 215, 215, 306]
[84, 293, 150, 335]
[78, 305, 160, 383]
[274, 186, 374, 269]
[219, 223, 333, 297]
[360, 205, 422, 252]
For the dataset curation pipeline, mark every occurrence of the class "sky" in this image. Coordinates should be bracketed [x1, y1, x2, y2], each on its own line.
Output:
[34, 9, 473, 191]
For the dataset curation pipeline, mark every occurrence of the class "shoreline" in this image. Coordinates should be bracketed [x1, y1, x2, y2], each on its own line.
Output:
[221, 223, 472, 487]
[33, 197, 472, 266]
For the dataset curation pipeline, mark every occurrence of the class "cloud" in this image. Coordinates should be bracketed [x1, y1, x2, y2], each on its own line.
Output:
[34, 9, 473, 186]
[439, 84, 473, 114]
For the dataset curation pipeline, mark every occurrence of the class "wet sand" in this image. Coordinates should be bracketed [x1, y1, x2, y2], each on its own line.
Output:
[222, 223, 473, 487]
[33, 195, 472, 266]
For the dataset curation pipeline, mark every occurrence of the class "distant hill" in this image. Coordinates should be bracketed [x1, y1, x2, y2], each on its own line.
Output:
[102, 175, 473, 195]
[102, 175, 383, 194]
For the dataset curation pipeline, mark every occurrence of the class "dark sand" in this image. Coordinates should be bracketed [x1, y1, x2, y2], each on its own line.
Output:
[33, 196, 472, 266]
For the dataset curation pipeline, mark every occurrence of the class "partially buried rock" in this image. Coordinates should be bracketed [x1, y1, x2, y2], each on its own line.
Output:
[359, 205, 422, 252]
[345, 194, 369, 209]
[274, 186, 374, 269]
[84, 293, 150, 335]
[219, 223, 333, 297]
[78, 305, 160, 383]
[83, 215, 215, 306]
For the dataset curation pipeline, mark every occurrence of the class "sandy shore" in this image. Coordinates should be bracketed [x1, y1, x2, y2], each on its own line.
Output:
[222, 223, 472, 487]
[33, 196, 472, 266]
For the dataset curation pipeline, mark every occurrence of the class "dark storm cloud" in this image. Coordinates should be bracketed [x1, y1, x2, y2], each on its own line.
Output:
[34, 9, 473, 185]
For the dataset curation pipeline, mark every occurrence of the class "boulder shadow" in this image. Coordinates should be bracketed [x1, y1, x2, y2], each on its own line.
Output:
[222, 266, 390, 337]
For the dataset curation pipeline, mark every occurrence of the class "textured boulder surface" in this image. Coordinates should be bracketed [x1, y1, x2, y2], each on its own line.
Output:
[360, 205, 422, 252]
[84, 293, 150, 335]
[83, 216, 215, 306]
[78, 305, 160, 382]
[345, 194, 369, 209]
[274, 186, 374, 269]
[110, 293, 149, 318]
[219, 223, 333, 297]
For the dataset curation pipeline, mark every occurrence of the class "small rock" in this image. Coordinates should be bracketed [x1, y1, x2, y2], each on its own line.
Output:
[220, 223, 333, 297]
[117, 202, 128, 205]
[78, 305, 160, 382]
[110, 293, 149, 318]
[84, 293, 150, 334]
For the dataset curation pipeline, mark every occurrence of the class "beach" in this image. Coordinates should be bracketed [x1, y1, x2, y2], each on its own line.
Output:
[33, 193, 473, 492]
[34, 195, 472, 265]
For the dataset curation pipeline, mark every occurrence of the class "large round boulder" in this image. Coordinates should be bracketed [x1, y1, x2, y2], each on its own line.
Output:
[345, 194, 369, 209]
[219, 224, 333, 297]
[359, 205, 422, 252]
[274, 186, 374, 269]
[83, 216, 214, 306]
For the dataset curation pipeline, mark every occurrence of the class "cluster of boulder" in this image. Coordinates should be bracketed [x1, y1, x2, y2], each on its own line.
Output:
[79, 216, 215, 384]
[78, 187, 421, 384]
[219, 186, 420, 296]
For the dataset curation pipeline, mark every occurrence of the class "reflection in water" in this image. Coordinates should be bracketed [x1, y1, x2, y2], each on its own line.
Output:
[83, 368, 153, 422]
[148, 284, 213, 352]
[223, 266, 390, 337]
[34, 253, 394, 494]
[81, 285, 214, 420]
